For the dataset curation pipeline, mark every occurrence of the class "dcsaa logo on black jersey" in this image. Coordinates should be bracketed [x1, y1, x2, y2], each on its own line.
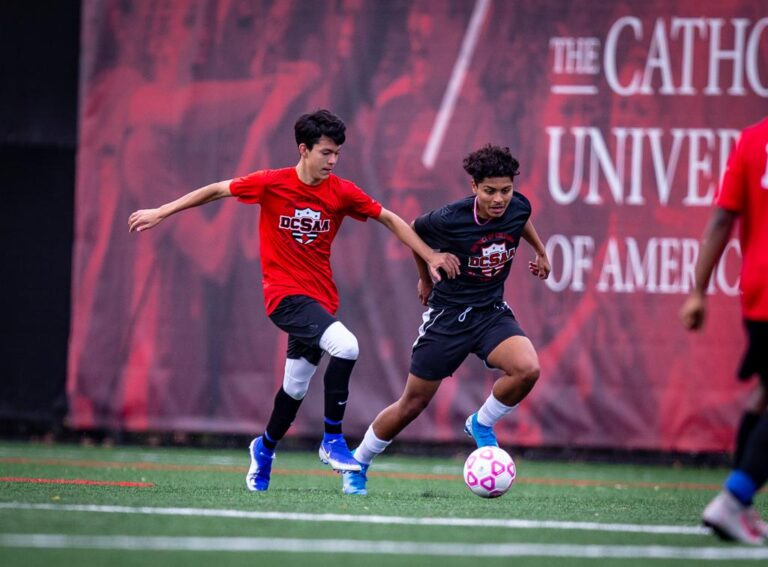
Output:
[279, 207, 331, 244]
[468, 242, 515, 278]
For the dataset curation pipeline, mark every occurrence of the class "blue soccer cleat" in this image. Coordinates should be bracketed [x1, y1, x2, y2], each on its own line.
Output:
[246, 436, 274, 491]
[318, 434, 362, 472]
[342, 463, 369, 495]
[464, 413, 499, 448]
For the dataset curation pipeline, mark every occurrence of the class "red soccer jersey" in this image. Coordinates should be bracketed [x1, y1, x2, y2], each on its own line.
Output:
[230, 167, 382, 315]
[715, 117, 768, 320]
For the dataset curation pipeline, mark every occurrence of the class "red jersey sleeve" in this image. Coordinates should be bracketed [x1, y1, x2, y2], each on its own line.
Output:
[338, 179, 383, 221]
[230, 169, 275, 204]
[715, 137, 746, 214]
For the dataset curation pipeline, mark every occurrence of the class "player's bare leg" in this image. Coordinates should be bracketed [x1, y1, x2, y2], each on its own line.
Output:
[343, 375, 440, 495]
[372, 374, 442, 441]
[465, 336, 540, 447]
[487, 336, 540, 405]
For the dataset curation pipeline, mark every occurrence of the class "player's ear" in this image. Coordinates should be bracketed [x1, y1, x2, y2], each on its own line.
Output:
[471, 180, 478, 195]
[298, 143, 309, 158]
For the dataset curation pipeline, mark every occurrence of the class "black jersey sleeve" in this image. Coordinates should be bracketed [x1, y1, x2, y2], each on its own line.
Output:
[413, 206, 450, 249]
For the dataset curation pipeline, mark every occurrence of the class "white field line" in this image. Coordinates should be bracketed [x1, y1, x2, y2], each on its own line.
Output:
[2, 534, 768, 560]
[421, 0, 491, 169]
[0, 502, 707, 535]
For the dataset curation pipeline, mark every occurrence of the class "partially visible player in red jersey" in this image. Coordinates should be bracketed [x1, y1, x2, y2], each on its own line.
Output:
[128, 109, 459, 491]
[681, 116, 768, 545]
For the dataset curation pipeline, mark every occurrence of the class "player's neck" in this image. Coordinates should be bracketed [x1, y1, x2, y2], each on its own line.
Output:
[295, 162, 324, 186]
[473, 197, 491, 225]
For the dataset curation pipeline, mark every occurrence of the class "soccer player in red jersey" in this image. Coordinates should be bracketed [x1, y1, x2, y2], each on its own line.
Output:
[128, 109, 459, 491]
[680, 116, 768, 545]
[342, 144, 551, 496]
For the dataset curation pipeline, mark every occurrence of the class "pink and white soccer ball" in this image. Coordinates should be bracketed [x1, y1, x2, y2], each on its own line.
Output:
[463, 446, 516, 498]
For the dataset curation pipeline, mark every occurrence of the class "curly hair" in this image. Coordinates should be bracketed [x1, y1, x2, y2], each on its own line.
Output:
[294, 109, 346, 149]
[462, 144, 520, 183]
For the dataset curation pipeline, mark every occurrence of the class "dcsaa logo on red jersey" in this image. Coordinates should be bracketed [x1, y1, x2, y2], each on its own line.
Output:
[279, 207, 330, 245]
[468, 242, 515, 278]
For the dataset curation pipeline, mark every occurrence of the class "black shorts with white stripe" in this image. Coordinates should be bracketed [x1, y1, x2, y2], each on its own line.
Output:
[409, 302, 525, 381]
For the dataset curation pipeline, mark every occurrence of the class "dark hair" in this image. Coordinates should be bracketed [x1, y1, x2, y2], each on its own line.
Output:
[294, 109, 346, 149]
[462, 144, 520, 183]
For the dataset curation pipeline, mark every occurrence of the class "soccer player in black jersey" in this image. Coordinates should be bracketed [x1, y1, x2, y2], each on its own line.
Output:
[343, 144, 551, 495]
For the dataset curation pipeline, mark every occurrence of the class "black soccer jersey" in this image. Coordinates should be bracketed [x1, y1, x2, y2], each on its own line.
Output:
[413, 193, 531, 308]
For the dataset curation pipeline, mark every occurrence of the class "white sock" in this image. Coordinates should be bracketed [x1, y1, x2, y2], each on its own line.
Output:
[476, 394, 516, 427]
[353, 425, 391, 465]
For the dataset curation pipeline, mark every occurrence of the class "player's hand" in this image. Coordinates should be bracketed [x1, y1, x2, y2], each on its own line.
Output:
[417, 278, 433, 306]
[428, 252, 460, 281]
[528, 253, 551, 280]
[128, 209, 163, 232]
[680, 293, 706, 330]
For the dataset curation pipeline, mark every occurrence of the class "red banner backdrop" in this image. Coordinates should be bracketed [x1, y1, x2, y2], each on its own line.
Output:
[70, 0, 768, 452]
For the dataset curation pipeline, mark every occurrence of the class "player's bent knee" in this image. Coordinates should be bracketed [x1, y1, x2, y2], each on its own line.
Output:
[522, 364, 541, 389]
[282, 357, 317, 400]
[319, 321, 359, 360]
[525, 366, 541, 389]
[283, 376, 310, 400]
[505, 361, 540, 389]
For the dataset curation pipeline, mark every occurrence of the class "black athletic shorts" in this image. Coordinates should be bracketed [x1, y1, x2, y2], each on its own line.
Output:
[269, 295, 337, 365]
[738, 319, 768, 385]
[410, 302, 526, 381]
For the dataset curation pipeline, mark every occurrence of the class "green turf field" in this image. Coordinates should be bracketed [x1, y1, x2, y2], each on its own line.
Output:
[1, 440, 766, 565]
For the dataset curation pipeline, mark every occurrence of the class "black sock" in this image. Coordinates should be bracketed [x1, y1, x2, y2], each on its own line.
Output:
[739, 414, 768, 489]
[263, 388, 303, 450]
[734, 412, 761, 468]
[323, 356, 356, 434]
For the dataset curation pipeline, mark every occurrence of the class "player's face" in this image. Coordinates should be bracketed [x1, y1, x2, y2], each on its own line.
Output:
[299, 136, 341, 184]
[472, 177, 514, 219]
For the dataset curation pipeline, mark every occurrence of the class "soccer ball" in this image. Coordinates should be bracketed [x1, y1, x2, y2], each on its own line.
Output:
[463, 446, 516, 498]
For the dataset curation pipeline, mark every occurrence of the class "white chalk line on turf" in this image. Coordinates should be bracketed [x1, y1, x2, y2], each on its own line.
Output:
[0, 502, 707, 535]
[2, 534, 768, 560]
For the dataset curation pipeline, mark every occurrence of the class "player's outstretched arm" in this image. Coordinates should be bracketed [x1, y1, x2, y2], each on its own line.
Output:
[522, 220, 551, 280]
[375, 207, 460, 281]
[679, 207, 737, 330]
[128, 180, 234, 233]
